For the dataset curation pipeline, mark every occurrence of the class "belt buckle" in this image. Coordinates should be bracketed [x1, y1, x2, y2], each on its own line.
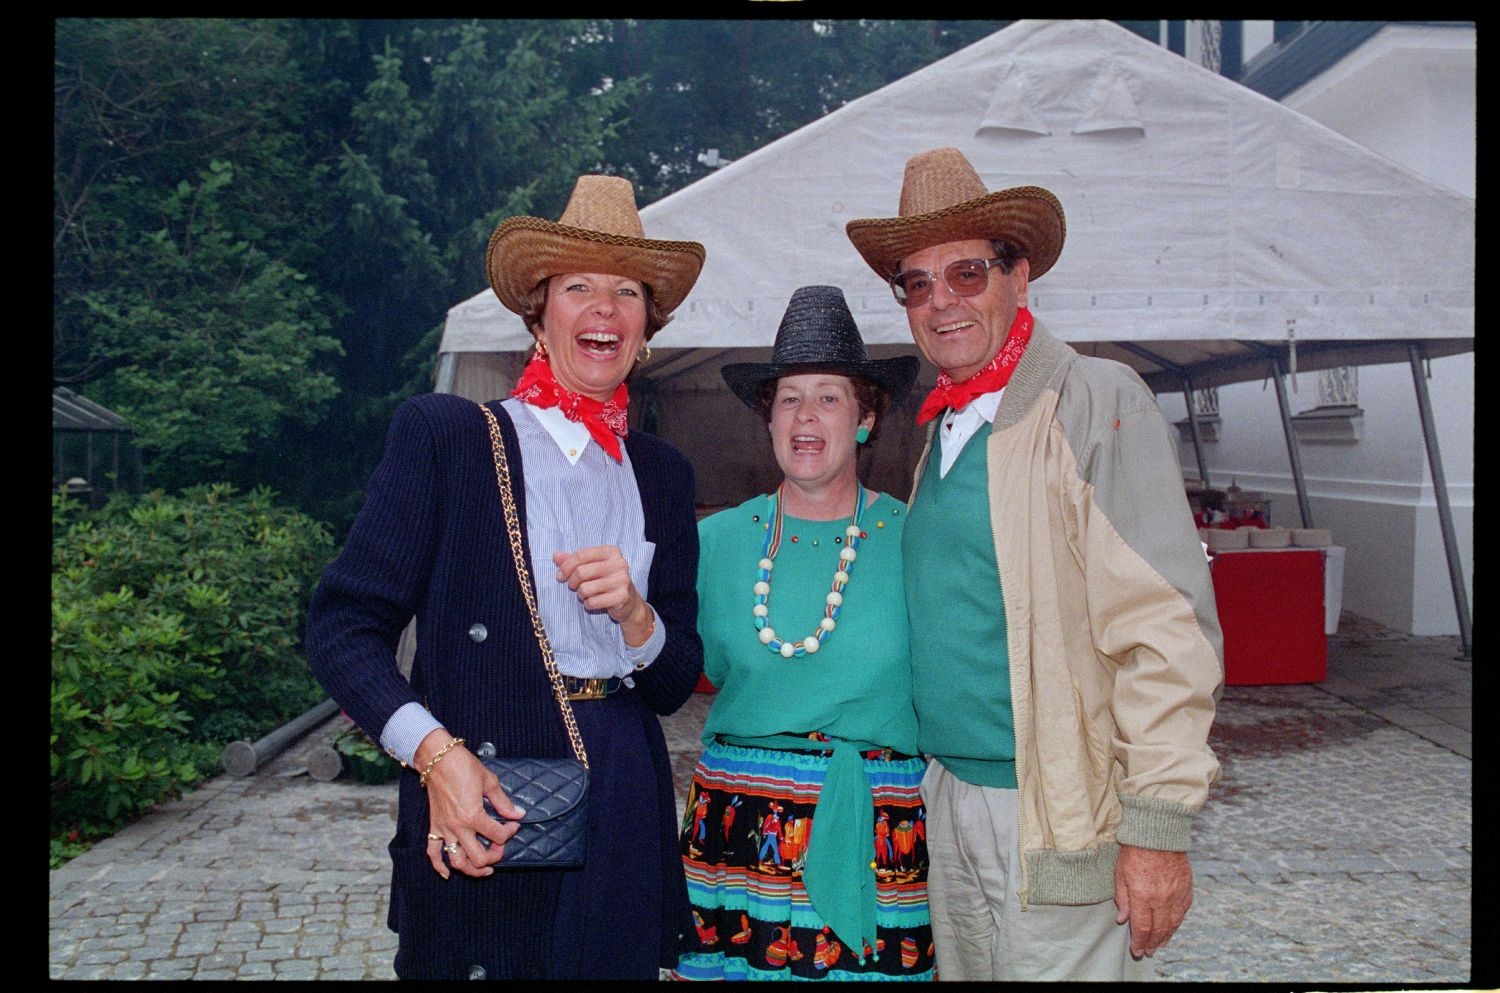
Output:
[564, 677, 614, 701]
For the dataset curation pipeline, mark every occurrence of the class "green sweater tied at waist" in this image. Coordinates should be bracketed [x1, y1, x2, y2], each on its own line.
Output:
[715, 732, 887, 965]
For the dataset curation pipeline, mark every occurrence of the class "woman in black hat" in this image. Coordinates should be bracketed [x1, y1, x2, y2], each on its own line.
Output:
[671, 286, 933, 981]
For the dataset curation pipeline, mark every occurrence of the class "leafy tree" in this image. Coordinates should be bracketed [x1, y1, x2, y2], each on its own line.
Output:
[54, 19, 342, 494]
[78, 160, 341, 488]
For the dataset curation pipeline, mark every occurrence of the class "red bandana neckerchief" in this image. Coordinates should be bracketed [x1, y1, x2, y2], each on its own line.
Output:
[916, 307, 1035, 425]
[511, 352, 630, 461]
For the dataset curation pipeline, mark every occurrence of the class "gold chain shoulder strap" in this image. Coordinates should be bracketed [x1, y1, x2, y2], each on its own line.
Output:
[477, 402, 589, 769]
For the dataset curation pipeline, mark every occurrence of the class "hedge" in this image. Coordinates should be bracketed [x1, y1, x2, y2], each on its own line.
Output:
[51, 483, 335, 864]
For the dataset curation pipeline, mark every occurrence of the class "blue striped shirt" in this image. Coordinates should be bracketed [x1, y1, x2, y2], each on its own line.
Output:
[379, 398, 664, 764]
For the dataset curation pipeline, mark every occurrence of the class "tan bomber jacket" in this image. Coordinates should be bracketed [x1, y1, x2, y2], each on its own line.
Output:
[909, 319, 1224, 907]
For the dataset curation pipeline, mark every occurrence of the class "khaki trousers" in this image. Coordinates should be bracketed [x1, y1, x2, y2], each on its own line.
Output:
[921, 761, 1154, 982]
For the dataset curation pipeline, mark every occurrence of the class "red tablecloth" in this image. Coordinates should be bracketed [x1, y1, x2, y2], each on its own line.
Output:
[1210, 548, 1327, 685]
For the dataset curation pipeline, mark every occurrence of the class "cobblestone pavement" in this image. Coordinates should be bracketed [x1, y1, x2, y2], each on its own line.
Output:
[49, 725, 400, 981]
[50, 613, 1477, 983]
[1153, 687, 1471, 984]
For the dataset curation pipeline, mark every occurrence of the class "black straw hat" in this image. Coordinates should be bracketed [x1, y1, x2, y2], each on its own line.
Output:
[721, 285, 920, 410]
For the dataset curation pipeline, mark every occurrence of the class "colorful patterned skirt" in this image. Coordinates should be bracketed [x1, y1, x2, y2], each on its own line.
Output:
[671, 740, 934, 981]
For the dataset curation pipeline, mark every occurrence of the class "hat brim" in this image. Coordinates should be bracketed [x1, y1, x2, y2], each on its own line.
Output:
[846, 186, 1065, 283]
[487, 216, 706, 319]
[721, 356, 921, 412]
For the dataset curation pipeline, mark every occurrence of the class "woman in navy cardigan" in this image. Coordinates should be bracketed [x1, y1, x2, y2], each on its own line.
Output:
[306, 174, 706, 979]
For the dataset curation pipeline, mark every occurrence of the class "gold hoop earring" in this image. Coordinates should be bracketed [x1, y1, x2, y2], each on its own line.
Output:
[534, 339, 548, 359]
[636, 345, 652, 365]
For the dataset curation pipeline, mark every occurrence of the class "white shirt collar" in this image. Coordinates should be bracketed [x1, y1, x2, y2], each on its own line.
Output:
[966, 388, 1004, 424]
[936, 387, 1004, 478]
[522, 402, 594, 465]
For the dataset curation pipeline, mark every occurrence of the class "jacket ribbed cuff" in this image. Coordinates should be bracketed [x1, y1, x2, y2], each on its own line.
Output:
[1023, 842, 1119, 906]
[1117, 794, 1195, 852]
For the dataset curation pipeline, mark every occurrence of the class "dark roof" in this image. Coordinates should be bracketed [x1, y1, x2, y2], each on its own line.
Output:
[1238, 21, 1473, 100]
[53, 387, 133, 432]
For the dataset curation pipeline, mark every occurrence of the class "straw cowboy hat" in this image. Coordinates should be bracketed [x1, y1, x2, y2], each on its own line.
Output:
[721, 285, 919, 409]
[845, 147, 1066, 283]
[486, 174, 706, 325]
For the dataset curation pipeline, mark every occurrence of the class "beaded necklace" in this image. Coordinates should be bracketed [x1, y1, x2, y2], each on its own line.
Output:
[752, 481, 866, 658]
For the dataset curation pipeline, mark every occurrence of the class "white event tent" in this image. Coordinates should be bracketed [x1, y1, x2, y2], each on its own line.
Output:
[435, 19, 1473, 644]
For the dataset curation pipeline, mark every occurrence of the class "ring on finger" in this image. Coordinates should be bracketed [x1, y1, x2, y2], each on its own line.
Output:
[443, 842, 461, 856]
[426, 833, 444, 843]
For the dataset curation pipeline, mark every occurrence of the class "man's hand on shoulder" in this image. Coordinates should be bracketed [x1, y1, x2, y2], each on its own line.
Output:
[1113, 844, 1193, 959]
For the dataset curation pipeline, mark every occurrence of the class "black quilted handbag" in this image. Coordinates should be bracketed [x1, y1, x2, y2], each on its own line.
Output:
[476, 403, 591, 869]
[477, 754, 588, 868]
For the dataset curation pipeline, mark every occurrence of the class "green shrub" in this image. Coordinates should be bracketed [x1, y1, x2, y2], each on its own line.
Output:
[51, 483, 335, 847]
[333, 721, 401, 785]
[50, 831, 91, 870]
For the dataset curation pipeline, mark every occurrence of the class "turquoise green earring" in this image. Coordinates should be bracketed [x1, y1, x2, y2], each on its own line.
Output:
[855, 425, 871, 445]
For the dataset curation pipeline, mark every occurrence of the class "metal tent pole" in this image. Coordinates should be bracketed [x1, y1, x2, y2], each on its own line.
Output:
[1408, 344, 1472, 657]
[1270, 357, 1314, 528]
[433, 352, 458, 395]
[1182, 377, 1210, 486]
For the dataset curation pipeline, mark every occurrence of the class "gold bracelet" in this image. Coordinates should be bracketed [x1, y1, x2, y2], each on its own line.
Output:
[418, 736, 465, 789]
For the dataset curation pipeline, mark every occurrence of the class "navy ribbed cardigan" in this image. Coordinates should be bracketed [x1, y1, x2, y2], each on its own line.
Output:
[305, 393, 703, 978]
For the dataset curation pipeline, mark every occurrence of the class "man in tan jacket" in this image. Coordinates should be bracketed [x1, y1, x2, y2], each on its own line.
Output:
[846, 147, 1223, 981]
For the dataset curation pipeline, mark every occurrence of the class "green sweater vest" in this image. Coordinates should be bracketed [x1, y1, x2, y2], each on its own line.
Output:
[903, 432, 1018, 788]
